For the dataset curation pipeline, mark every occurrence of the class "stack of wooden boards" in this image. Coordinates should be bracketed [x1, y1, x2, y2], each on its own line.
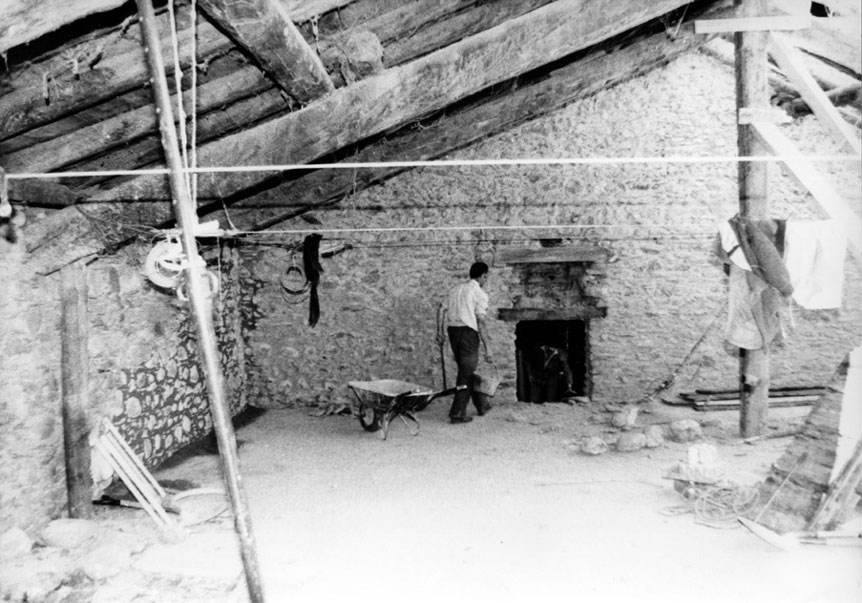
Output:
[671, 386, 828, 411]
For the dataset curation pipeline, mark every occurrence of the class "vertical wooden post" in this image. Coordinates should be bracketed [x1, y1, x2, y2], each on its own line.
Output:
[735, 0, 771, 437]
[134, 1, 265, 601]
[60, 260, 93, 519]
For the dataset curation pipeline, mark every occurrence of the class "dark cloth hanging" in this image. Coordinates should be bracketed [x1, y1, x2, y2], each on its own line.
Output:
[303, 233, 324, 327]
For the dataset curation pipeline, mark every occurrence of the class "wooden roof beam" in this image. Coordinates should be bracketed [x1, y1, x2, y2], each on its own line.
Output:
[196, 0, 333, 105]
[220, 2, 727, 231]
[0, 0, 356, 54]
[87, 0, 702, 203]
[752, 121, 862, 259]
[23, 0, 704, 273]
[768, 32, 862, 154]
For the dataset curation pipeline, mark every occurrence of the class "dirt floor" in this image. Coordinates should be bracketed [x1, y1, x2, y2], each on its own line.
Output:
[29, 397, 860, 603]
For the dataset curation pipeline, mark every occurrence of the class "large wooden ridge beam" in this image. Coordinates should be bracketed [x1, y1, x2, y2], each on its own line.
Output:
[196, 0, 333, 104]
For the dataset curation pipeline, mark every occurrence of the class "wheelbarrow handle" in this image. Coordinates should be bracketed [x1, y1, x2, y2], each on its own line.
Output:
[428, 384, 466, 402]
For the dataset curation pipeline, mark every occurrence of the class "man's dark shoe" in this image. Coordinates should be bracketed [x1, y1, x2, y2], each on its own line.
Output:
[450, 416, 473, 424]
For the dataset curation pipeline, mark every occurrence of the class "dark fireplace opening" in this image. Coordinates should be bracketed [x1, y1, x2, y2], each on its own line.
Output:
[515, 320, 588, 403]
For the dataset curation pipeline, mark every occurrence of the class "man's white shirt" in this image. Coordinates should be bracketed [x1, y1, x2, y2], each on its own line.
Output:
[446, 279, 488, 332]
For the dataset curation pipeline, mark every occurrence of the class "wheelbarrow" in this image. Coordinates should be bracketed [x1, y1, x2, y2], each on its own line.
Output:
[347, 379, 465, 439]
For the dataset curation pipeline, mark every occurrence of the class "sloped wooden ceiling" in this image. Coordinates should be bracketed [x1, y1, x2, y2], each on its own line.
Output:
[0, 0, 734, 274]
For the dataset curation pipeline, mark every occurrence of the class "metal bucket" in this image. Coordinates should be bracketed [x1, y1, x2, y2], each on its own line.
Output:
[473, 363, 500, 397]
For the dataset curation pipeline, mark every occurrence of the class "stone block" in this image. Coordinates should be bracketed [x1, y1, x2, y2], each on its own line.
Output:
[580, 436, 609, 455]
[616, 431, 647, 452]
[668, 419, 703, 443]
[0, 527, 33, 560]
[644, 424, 665, 448]
[40, 518, 98, 549]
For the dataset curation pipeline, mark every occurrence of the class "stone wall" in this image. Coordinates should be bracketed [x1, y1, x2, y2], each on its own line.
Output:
[240, 51, 862, 409]
[0, 239, 246, 532]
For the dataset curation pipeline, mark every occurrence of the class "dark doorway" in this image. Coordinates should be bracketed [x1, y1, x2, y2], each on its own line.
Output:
[515, 320, 588, 402]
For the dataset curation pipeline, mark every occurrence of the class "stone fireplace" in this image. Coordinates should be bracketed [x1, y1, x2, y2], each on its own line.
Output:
[498, 242, 607, 402]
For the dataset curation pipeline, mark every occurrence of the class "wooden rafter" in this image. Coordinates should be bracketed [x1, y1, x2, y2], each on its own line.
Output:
[3, 68, 274, 174]
[196, 0, 333, 104]
[0, 0, 356, 54]
[23, 0, 710, 273]
[768, 32, 862, 154]
[90, 0, 700, 203]
[752, 121, 862, 259]
[219, 7, 724, 231]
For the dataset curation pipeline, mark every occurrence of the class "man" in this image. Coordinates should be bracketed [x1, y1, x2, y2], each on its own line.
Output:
[527, 344, 574, 403]
[437, 261, 493, 424]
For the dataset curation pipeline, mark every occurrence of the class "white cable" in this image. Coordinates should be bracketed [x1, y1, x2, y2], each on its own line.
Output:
[5, 153, 859, 180]
[223, 223, 713, 236]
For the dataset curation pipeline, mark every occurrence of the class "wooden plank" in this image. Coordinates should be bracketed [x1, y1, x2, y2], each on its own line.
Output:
[807, 437, 862, 530]
[784, 83, 862, 118]
[0, 8, 231, 142]
[500, 246, 610, 265]
[8, 179, 82, 208]
[737, 106, 792, 124]
[60, 261, 93, 519]
[685, 386, 828, 399]
[0, 0, 356, 54]
[382, 0, 558, 68]
[71, 89, 287, 190]
[771, 0, 862, 75]
[751, 122, 862, 259]
[695, 15, 810, 33]
[3, 68, 274, 173]
[692, 395, 820, 409]
[768, 32, 862, 154]
[736, 0, 771, 439]
[0, 0, 127, 53]
[197, 0, 333, 104]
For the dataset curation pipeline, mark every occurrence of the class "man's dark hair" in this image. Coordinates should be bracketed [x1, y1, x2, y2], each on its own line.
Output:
[469, 262, 489, 279]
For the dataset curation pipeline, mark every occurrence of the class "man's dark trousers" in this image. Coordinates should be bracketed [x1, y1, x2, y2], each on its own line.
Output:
[447, 326, 482, 419]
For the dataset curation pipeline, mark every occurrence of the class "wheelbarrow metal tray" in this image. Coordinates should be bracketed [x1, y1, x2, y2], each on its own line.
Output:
[347, 379, 432, 410]
[348, 380, 464, 438]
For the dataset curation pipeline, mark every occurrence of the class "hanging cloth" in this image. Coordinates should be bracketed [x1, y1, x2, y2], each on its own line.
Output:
[303, 233, 324, 327]
[784, 220, 846, 310]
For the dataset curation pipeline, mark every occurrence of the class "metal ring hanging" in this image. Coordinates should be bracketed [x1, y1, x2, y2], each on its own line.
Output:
[280, 263, 309, 295]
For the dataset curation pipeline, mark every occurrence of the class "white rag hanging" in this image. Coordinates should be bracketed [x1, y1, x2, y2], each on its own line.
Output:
[784, 220, 846, 309]
[718, 220, 752, 271]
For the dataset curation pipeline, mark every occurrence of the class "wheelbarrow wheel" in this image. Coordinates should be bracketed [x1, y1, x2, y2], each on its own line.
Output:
[358, 404, 382, 432]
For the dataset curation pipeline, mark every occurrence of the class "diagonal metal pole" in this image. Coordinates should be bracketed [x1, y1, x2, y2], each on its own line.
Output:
[133, 1, 265, 600]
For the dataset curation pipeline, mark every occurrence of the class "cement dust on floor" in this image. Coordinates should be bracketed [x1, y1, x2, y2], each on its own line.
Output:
[148, 400, 862, 603]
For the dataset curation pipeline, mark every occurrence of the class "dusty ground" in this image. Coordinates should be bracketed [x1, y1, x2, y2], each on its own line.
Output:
[21, 398, 860, 603]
